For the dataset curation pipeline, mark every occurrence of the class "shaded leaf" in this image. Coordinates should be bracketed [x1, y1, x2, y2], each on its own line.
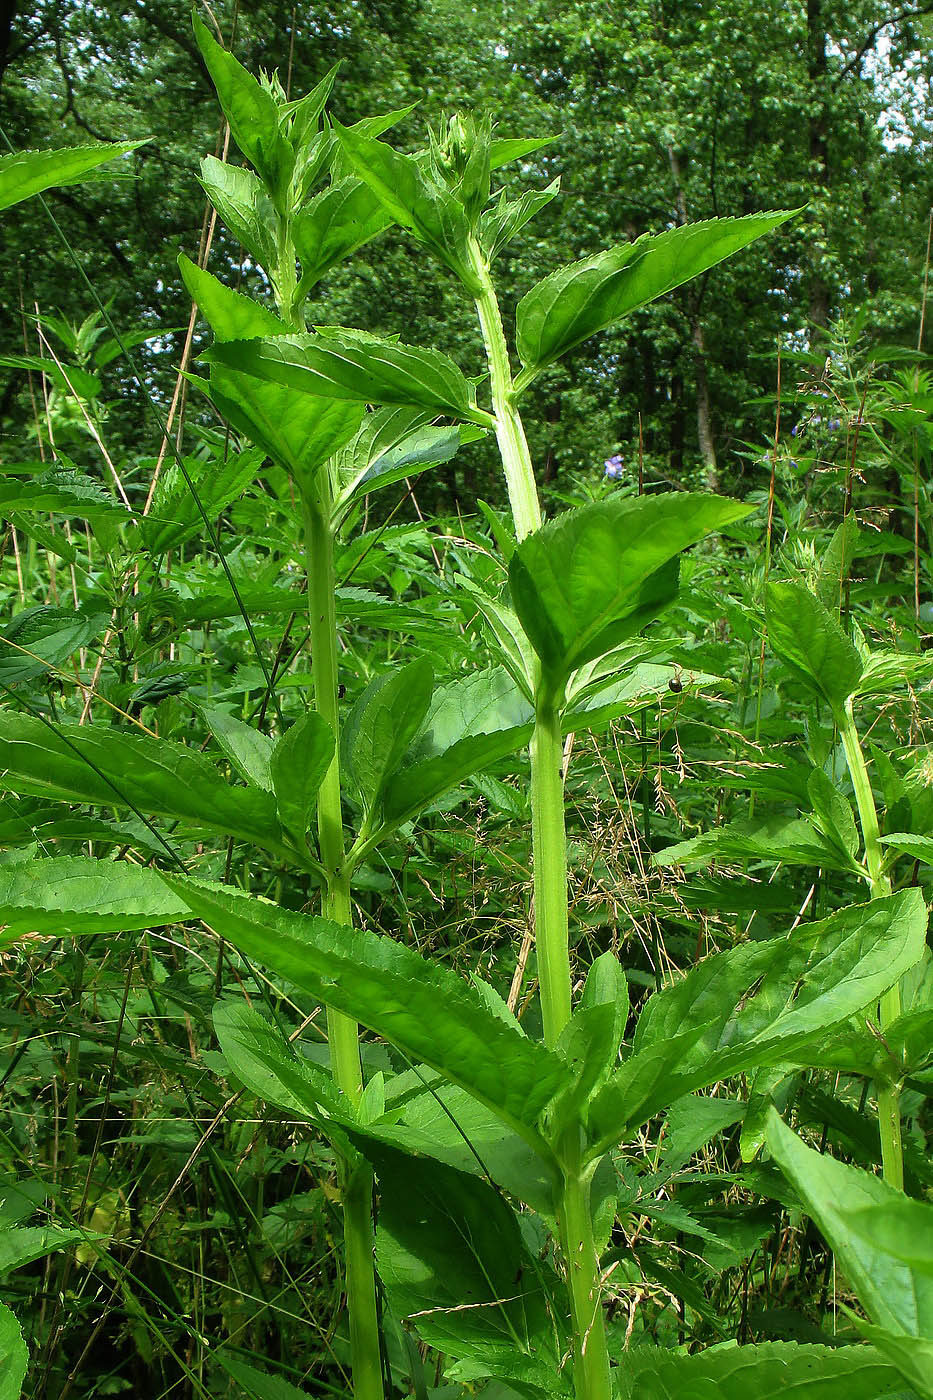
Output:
[0, 141, 147, 213]
[270, 712, 335, 844]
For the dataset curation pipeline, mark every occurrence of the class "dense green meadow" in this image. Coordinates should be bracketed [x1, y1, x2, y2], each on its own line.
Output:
[0, 4, 931, 1398]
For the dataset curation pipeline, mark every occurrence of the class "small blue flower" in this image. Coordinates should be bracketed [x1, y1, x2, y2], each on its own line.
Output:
[827, 417, 841, 432]
[604, 453, 623, 478]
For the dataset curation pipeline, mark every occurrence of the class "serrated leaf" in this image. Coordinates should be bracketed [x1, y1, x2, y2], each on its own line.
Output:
[207, 329, 488, 424]
[766, 582, 864, 713]
[0, 606, 103, 685]
[198, 705, 274, 791]
[508, 493, 751, 684]
[654, 813, 848, 873]
[0, 140, 147, 213]
[588, 890, 926, 1150]
[0, 1301, 27, 1400]
[179, 254, 287, 341]
[0, 711, 287, 854]
[161, 874, 568, 1139]
[0, 857, 188, 946]
[479, 179, 560, 261]
[516, 211, 797, 371]
[293, 177, 392, 290]
[198, 155, 277, 269]
[615, 1340, 905, 1400]
[0, 354, 100, 401]
[342, 659, 434, 818]
[141, 447, 265, 553]
[807, 767, 860, 865]
[270, 712, 334, 844]
[0, 468, 125, 520]
[0, 1225, 87, 1273]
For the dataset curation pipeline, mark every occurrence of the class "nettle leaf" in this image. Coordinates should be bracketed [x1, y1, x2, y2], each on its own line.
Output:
[0, 606, 104, 686]
[0, 711, 286, 854]
[192, 15, 292, 199]
[207, 330, 489, 424]
[553, 952, 628, 1128]
[0, 1301, 27, 1400]
[380, 666, 534, 827]
[0, 467, 125, 520]
[178, 255, 286, 342]
[141, 446, 266, 554]
[587, 889, 926, 1151]
[213, 1000, 342, 1119]
[342, 659, 434, 819]
[767, 1110, 933, 1396]
[0, 856, 188, 946]
[615, 1340, 904, 1400]
[654, 814, 848, 873]
[293, 178, 392, 291]
[375, 1149, 566, 1392]
[807, 767, 860, 866]
[197, 705, 274, 791]
[766, 582, 864, 713]
[162, 875, 568, 1139]
[516, 211, 796, 372]
[0, 140, 147, 213]
[270, 712, 335, 845]
[508, 493, 751, 685]
[0, 354, 100, 401]
[198, 156, 277, 269]
[332, 122, 475, 286]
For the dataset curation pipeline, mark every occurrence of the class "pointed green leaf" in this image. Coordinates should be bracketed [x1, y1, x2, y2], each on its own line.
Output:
[206, 329, 489, 424]
[516, 211, 797, 371]
[489, 135, 559, 168]
[766, 1110, 933, 1343]
[0, 606, 104, 685]
[198, 705, 274, 791]
[342, 659, 433, 818]
[766, 582, 864, 713]
[654, 814, 846, 873]
[0, 1301, 27, 1400]
[479, 179, 561, 261]
[0, 467, 124, 521]
[509, 493, 751, 683]
[588, 890, 926, 1150]
[140, 446, 265, 553]
[807, 768, 860, 865]
[0, 141, 147, 213]
[616, 1340, 905, 1400]
[293, 178, 392, 291]
[0, 857, 189, 946]
[332, 122, 475, 286]
[198, 156, 277, 269]
[853, 1325, 933, 1400]
[0, 711, 287, 854]
[178, 254, 286, 341]
[192, 15, 292, 198]
[214, 1355, 311, 1400]
[335, 406, 481, 512]
[161, 874, 567, 1139]
[270, 712, 334, 844]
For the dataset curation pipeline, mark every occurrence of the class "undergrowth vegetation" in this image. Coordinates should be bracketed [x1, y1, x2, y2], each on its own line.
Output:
[0, 15, 931, 1400]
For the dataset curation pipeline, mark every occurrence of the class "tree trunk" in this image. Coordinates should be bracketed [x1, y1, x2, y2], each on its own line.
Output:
[668, 143, 719, 486]
[807, 0, 830, 335]
[0, 0, 18, 88]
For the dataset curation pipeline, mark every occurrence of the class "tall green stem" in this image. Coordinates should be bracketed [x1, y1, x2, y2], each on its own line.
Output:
[468, 236, 611, 1400]
[302, 452, 383, 1400]
[839, 699, 903, 1189]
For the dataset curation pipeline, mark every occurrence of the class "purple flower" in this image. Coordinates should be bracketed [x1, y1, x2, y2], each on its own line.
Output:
[827, 418, 841, 432]
[604, 453, 623, 478]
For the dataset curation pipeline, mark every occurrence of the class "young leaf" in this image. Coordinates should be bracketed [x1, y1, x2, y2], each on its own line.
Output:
[270, 712, 335, 845]
[334, 406, 481, 513]
[161, 874, 568, 1139]
[341, 659, 434, 819]
[140, 447, 266, 554]
[192, 14, 292, 200]
[615, 1340, 905, 1400]
[516, 211, 796, 372]
[213, 999, 343, 1119]
[0, 711, 287, 854]
[197, 705, 274, 791]
[479, 179, 561, 261]
[766, 581, 864, 713]
[206, 330, 490, 424]
[552, 952, 628, 1128]
[0, 141, 147, 214]
[654, 814, 848, 873]
[331, 122, 475, 286]
[767, 1109, 933, 1393]
[198, 156, 277, 270]
[293, 178, 392, 291]
[807, 767, 860, 867]
[0, 856, 188, 946]
[508, 492, 751, 684]
[587, 889, 926, 1150]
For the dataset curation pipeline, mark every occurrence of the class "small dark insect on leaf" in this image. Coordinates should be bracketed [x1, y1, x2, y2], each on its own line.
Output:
[668, 667, 683, 693]
[338, 683, 347, 698]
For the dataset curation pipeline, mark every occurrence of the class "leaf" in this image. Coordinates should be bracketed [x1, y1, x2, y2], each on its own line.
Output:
[489, 135, 559, 167]
[0, 711, 287, 854]
[807, 768, 860, 865]
[0, 857, 188, 946]
[854, 1325, 933, 1400]
[552, 953, 628, 1131]
[198, 706, 274, 791]
[880, 832, 933, 865]
[661, 1094, 746, 1174]
[270, 712, 335, 845]
[215, 1353, 312, 1400]
[766, 1110, 933, 1344]
[615, 1340, 905, 1400]
[0, 606, 104, 685]
[0, 467, 125, 520]
[508, 493, 751, 684]
[516, 211, 797, 371]
[382, 666, 534, 827]
[332, 122, 475, 286]
[207, 329, 489, 424]
[845, 1201, 933, 1277]
[198, 155, 277, 269]
[0, 1301, 27, 1400]
[0, 355, 101, 401]
[178, 255, 287, 341]
[335, 406, 482, 511]
[375, 1148, 566, 1390]
[293, 178, 392, 290]
[140, 447, 266, 553]
[766, 582, 864, 713]
[213, 1000, 342, 1119]
[0, 141, 147, 213]
[192, 15, 292, 198]
[479, 179, 561, 261]
[654, 814, 849, 873]
[0, 1225, 87, 1273]
[341, 659, 434, 818]
[161, 875, 568, 1139]
[587, 890, 926, 1150]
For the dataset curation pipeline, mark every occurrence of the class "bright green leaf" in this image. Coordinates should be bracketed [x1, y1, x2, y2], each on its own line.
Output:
[0, 141, 147, 214]
[270, 712, 335, 844]
[766, 582, 864, 713]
